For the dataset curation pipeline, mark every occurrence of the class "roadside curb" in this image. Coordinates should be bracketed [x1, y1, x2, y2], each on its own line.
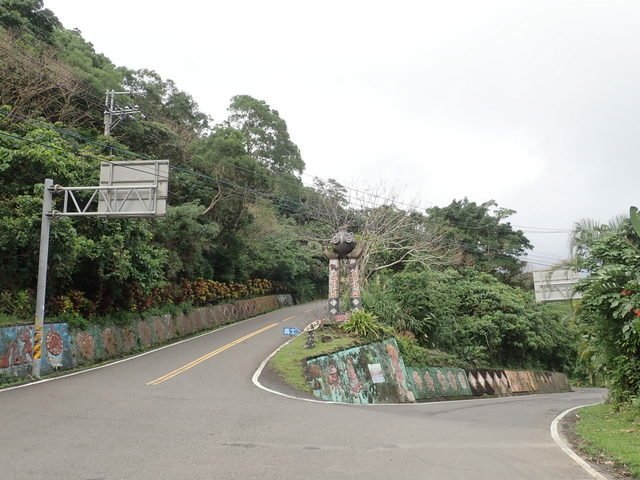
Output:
[550, 402, 610, 480]
[251, 333, 328, 404]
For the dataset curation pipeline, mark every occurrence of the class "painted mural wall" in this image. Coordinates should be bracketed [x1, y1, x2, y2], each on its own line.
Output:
[466, 369, 511, 396]
[304, 337, 572, 404]
[406, 366, 472, 400]
[306, 339, 414, 404]
[0, 294, 292, 379]
[464, 368, 570, 396]
[72, 295, 291, 365]
[0, 323, 73, 379]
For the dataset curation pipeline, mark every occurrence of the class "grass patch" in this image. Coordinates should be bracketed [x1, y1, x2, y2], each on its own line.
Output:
[269, 327, 361, 393]
[576, 403, 640, 477]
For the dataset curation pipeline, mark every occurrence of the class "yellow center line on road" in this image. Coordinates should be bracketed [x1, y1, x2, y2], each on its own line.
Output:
[304, 308, 312, 313]
[279, 315, 296, 324]
[146, 322, 279, 386]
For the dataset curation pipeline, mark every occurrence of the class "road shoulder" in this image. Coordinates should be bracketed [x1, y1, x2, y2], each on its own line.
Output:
[556, 402, 632, 480]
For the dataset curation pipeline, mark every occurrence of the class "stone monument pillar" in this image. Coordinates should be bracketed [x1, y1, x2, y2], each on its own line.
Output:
[328, 258, 340, 317]
[323, 227, 363, 322]
[347, 259, 361, 311]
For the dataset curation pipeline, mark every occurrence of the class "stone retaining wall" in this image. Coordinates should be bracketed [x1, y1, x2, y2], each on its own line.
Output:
[0, 294, 293, 380]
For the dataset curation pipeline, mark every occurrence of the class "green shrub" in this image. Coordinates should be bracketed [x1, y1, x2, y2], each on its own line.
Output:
[53, 312, 90, 330]
[395, 335, 466, 368]
[0, 289, 34, 319]
[341, 310, 390, 339]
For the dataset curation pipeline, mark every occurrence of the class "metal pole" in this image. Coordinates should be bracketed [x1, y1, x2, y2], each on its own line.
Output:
[32, 179, 53, 378]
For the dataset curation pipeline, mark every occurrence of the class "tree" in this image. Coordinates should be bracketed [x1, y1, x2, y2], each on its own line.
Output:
[573, 220, 640, 404]
[300, 184, 457, 283]
[426, 198, 532, 283]
[0, 0, 60, 43]
[151, 203, 220, 282]
[227, 95, 304, 176]
[53, 27, 124, 94]
[364, 268, 577, 371]
[356, 205, 455, 282]
[569, 216, 626, 264]
[0, 29, 99, 127]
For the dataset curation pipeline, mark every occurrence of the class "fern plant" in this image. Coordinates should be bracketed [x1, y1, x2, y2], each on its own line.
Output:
[341, 310, 390, 339]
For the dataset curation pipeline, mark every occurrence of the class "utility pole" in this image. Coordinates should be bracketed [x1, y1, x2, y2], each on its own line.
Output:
[103, 90, 142, 137]
[32, 179, 53, 378]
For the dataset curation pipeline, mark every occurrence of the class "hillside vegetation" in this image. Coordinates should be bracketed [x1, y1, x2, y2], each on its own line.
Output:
[1, 1, 580, 377]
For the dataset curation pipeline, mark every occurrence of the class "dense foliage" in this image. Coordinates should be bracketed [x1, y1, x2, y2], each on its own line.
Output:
[574, 221, 640, 405]
[363, 269, 576, 372]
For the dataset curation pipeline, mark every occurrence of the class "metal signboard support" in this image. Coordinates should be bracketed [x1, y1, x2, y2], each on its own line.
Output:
[31, 160, 168, 377]
[55, 184, 159, 217]
[32, 179, 53, 378]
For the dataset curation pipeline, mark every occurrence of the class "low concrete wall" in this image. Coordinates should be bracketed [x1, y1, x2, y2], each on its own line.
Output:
[503, 369, 570, 394]
[406, 366, 472, 400]
[504, 369, 537, 393]
[72, 294, 292, 365]
[466, 369, 511, 396]
[0, 323, 74, 378]
[1, 294, 293, 380]
[465, 368, 570, 396]
[306, 339, 413, 404]
[304, 339, 571, 404]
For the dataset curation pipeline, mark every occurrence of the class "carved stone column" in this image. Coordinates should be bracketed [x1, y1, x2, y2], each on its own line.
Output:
[328, 258, 340, 318]
[347, 259, 361, 310]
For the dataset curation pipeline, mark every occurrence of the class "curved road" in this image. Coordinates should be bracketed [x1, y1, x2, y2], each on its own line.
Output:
[0, 302, 606, 480]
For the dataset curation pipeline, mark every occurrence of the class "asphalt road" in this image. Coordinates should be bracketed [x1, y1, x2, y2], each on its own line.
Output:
[0, 302, 607, 480]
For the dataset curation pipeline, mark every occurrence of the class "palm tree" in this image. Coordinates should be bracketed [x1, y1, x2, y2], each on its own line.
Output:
[568, 215, 627, 265]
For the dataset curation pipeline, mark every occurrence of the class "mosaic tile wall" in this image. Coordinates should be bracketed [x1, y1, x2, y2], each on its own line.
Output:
[406, 366, 472, 400]
[306, 339, 414, 404]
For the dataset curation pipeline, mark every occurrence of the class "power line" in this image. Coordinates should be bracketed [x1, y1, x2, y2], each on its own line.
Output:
[0, 117, 580, 241]
[0, 26, 582, 234]
[0, 109, 151, 160]
[0, 109, 415, 215]
[0, 130, 342, 223]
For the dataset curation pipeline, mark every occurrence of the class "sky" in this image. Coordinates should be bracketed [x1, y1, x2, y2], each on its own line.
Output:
[43, 0, 640, 268]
